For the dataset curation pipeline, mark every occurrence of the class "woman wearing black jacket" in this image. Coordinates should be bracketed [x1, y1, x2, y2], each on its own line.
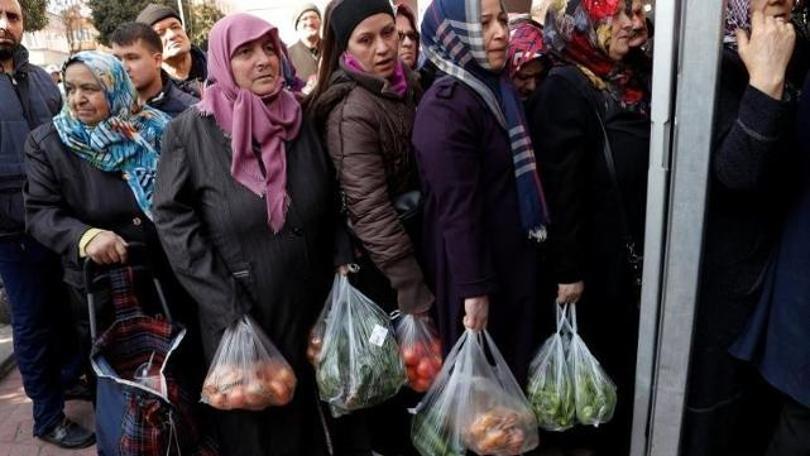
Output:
[683, 1, 807, 455]
[527, 1, 650, 453]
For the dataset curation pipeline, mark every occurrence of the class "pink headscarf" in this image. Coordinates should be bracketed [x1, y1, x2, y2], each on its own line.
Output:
[199, 14, 302, 233]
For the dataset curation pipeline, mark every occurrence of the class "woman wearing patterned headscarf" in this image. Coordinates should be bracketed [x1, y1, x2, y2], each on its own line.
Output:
[526, 0, 650, 453]
[24, 50, 215, 453]
[683, 1, 808, 455]
[507, 18, 550, 100]
[413, 0, 551, 391]
[153, 14, 337, 455]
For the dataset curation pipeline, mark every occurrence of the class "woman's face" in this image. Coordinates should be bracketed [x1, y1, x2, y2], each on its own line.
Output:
[481, 0, 509, 71]
[751, 0, 795, 20]
[64, 63, 110, 126]
[512, 59, 546, 100]
[347, 13, 399, 78]
[396, 14, 418, 69]
[608, 5, 634, 61]
[230, 34, 281, 97]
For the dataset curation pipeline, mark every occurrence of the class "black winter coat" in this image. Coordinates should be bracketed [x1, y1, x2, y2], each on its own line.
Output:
[527, 65, 650, 455]
[682, 46, 805, 456]
[153, 109, 336, 456]
[24, 122, 164, 289]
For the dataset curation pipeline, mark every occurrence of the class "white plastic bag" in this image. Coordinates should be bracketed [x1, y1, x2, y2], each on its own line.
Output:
[411, 329, 540, 456]
[395, 313, 443, 393]
[567, 303, 617, 427]
[201, 315, 296, 411]
[527, 304, 576, 431]
[311, 274, 407, 417]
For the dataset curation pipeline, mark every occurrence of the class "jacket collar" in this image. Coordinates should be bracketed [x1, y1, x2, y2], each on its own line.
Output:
[1, 45, 29, 74]
[336, 58, 414, 100]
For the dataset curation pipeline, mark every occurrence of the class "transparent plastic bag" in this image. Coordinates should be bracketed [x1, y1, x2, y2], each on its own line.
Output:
[411, 330, 540, 456]
[395, 313, 443, 393]
[527, 304, 576, 431]
[567, 303, 617, 427]
[311, 274, 407, 417]
[201, 315, 297, 411]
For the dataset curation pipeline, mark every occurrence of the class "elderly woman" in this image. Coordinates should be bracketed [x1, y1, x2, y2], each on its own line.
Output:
[507, 18, 550, 100]
[23, 50, 212, 452]
[527, 1, 650, 453]
[413, 0, 551, 389]
[684, 1, 807, 454]
[153, 14, 337, 455]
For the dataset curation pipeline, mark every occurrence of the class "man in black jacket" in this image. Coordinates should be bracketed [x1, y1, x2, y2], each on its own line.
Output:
[136, 4, 206, 98]
[111, 22, 198, 118]
[0, 0, 94, 449]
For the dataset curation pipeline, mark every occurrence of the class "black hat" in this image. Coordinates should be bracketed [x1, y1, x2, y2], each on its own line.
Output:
[136, 4, 181, 27]
[330, 0, 394, 51]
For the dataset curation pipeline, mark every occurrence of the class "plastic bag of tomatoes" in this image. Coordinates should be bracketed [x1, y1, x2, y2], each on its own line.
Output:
[411, 329, 539, 456]
[395, 313, 443, 393]
[201, 315, 297, 411]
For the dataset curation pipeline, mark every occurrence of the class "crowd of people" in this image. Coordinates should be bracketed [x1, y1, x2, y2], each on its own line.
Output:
[0, 0, 807, 454]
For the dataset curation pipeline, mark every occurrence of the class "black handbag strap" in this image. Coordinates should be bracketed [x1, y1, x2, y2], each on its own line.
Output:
[552, 67, 639, 252]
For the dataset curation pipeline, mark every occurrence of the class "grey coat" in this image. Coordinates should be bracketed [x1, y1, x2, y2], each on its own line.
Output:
[153, 108, 336, 455]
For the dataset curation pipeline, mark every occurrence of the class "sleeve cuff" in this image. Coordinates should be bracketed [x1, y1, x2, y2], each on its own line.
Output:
[737, 85, 789, 141]
[78, 228, 104, 258]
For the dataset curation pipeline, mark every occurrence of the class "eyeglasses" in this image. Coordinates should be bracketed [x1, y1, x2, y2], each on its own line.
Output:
[398, 31, 419, 43]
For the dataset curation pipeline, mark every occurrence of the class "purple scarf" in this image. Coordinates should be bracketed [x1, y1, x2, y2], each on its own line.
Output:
[199, 14, 302, 233]
[341, 52, 409, 98]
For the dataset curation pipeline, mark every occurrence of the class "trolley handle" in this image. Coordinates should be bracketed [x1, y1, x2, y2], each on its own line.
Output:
[84, 242, 174, 340]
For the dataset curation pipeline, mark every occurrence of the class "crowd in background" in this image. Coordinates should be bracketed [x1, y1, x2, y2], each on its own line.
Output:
[0, 0, 808, 454]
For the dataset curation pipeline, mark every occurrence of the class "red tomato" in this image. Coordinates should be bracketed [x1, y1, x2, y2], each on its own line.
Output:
[412, 377, 431, 392]
[227, 387, 246, 409]
[402, 346, 419, 366]
[406, 367, 419, 383]
[417, 358, 436, 380]
[430, 339, 442, 356]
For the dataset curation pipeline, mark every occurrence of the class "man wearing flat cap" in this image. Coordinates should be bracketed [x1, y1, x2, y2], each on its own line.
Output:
[288, 3, 321, 93]
[136, 3, 206, 97]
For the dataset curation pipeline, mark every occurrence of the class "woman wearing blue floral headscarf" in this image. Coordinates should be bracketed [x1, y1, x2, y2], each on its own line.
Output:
[25, 51, 172, 281]
[23, 50, 202, 348]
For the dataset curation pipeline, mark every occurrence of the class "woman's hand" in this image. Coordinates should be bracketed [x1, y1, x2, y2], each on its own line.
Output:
[557, 281, 584, 304]
[463, 295, 490, 331]
[737, 10, 796, 100]
[86, 230, 129, 265]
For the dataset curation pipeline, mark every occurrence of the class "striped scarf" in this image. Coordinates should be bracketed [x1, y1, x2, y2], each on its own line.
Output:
[421, 0, 550, 242]
[54, 52, 170, 220]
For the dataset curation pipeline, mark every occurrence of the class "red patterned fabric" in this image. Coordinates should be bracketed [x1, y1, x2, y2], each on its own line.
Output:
[507, 19, 547, 78]
[545, 0, 648, 113]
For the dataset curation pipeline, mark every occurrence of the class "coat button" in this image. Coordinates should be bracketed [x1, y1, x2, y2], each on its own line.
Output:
[132, 217, 142, 226]
[291, 227, 304, 237]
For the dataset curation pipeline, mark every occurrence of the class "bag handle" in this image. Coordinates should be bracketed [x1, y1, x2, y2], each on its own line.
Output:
[84, 242, 172, 340]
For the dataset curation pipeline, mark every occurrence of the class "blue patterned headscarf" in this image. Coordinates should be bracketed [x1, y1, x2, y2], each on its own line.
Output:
[421, 0, 550, 242]
[54, 51, 171, 220]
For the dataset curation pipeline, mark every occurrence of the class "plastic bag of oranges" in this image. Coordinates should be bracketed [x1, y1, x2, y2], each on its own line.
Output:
[201, 315, 296, 411]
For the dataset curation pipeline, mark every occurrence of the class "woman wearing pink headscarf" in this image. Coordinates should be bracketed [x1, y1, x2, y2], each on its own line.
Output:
[153, 13, 339, 455]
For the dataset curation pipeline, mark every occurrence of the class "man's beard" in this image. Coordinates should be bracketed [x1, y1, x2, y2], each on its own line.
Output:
[0, 43, 19, 61]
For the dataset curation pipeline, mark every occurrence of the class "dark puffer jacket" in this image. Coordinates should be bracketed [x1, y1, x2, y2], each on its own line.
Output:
[310, 62, 433, 315]
[0, 46, 62, 235]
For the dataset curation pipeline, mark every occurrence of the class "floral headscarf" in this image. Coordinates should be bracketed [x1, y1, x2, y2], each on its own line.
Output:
[421, 0, 550, 242]
[508, 19, 547, 78]
[544, 0, 648, 113]
[53, 51, 171, 220]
